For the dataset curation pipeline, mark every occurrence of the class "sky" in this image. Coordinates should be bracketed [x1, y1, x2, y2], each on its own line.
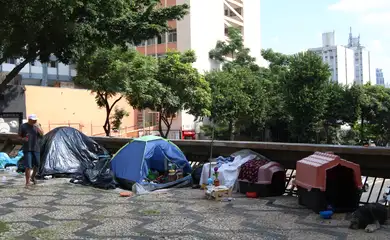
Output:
[261, 0, 390, 84]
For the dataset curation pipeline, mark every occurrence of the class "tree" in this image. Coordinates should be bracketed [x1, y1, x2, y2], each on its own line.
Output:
[0, 0, 189, 91]
[209, 27, 259, 71]
[127, 50, 211, 138]
[275, 50, 331, 142]
[206, 27, 267, 140]
[322, 83, 360, 143]
[205, 68, 251, 140]
[74, 47, 156, 136]
[111, 108, 129, 132]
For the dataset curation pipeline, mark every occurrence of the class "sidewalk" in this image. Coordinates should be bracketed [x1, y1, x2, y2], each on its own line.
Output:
[0, 173, 388, 239]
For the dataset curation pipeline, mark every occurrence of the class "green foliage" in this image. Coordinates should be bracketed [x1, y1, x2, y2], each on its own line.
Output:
[206, 27, 266, 140]
[111, 108, 129, 131]
[209, 27, 259, 71]
[75, 47, 155, 136]
[282, 51, 331, 142]
[127, 50, 211, 138]
[0, 0, 189, 91]
[201, 124, 231, 140]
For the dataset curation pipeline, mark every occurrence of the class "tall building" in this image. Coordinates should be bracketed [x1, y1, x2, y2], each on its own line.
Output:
[0, 57, 76, 87]
[347, 28, 372, 85]
[309, 32, 355, 85]
[376, 68, 385, 86]
[136, 0, 262, 72]
[136, 0, 262, 138]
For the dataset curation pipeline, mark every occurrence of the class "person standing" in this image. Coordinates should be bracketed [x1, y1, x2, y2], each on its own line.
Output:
[18, 114, 44, 186]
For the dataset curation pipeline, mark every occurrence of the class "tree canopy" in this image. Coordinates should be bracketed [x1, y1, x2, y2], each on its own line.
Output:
[127, 50, 212, 138]
[74, 47, 156, 136]
[0, 0, 189, 91]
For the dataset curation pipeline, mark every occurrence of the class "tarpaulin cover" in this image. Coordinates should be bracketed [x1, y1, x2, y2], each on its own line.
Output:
[39, 127, 110, 176]
[111, 135, 191, 184]
[138, 174, 193, 192]
[0, 151, 23, 169]
[70, 156, 117, 189]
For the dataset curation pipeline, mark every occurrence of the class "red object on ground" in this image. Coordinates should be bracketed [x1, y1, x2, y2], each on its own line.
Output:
[246, 192, 257, 198]
[294, 152, 362, 191]
[119, 192, 132, 197]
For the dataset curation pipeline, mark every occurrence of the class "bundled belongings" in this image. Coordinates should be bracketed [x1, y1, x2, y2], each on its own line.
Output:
[199, 149, 272, 189]
[111, 135, 192, 191]
[39, 127, 110, 177]
[71, 156, 116, 189]
[238, 157, 286, 197]
[0, 151, 23, 169]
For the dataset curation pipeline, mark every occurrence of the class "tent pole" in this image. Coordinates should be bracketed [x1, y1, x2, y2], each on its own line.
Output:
[208, 122, 215, 178]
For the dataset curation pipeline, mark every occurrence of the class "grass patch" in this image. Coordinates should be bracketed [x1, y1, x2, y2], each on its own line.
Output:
[0, 221, 9, 233]
[141, 209, 161, 215]
[29, 228, 58, 239]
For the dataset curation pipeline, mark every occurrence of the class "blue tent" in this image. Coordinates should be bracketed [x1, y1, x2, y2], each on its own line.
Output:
[110, 135, 191, 185]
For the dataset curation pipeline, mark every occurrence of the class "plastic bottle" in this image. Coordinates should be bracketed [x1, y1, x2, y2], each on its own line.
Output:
[1, 176, 6, 183]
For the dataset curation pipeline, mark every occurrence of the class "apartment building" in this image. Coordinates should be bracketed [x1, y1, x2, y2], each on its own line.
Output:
[309, 32, 355, 85]
[309, 30, 374, 85]
[376, 68, 385, 86]
[0, 57, 76, 87]
[136, 0, 262, 72]
[136, 0, 262, 138]
[347, 29, 372, 85]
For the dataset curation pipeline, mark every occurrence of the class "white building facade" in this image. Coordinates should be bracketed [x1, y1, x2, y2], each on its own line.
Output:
[309, 30, 374, 85]
[347, 29, 372, 85]
[138, 0, 262, 72]
[0, 57, 76, 87]
[136, 0, 262, 138]
[309, 32, 355, 85]
[376, 68, 385, 86]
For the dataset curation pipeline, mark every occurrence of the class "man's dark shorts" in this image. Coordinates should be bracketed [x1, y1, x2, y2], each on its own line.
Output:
[23, 151, 40, 169]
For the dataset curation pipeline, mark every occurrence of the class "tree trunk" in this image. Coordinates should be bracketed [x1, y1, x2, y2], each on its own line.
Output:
[360, 115, 364, 142]
[324, 124, 331, 144]
[158, 112, 174, 139]
[99, 92, 122, 137]
[228, 120, 234, 141]
[158, 112, 165, 138]
[0, 57, 34, 92]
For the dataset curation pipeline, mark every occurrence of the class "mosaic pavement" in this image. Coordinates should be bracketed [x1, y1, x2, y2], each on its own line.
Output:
[0, 173, 389, 240]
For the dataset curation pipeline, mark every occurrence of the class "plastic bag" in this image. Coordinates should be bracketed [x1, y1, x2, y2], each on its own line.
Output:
[132, 183, 150, 195]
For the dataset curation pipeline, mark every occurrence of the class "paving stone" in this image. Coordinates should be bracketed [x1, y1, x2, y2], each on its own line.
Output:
[87, 218, 142, 237]
[0, 222, 36, 240]
[91, 204, 137, 218]
[0, 172, 388, 239]
[143, 216, 195, 233]
[12, 196, 58, 207]
[26, 220, 87, 239]
[44, 205, 93, 220]
[0, 207, 49, 222]
[197, 215, 246, 231]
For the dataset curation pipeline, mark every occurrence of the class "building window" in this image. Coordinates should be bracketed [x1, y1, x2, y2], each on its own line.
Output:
[235, 8, 242, 15]
[168, 29, 177, 43]
[49, 61, 56, 68]
[147, 38, 156, 45]
[330, 56, 334, 59]
[157, 34, 166, 44]
[137, 41, 145, 47]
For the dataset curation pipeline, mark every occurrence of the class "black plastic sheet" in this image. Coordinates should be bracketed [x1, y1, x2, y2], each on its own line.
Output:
[38, 127, 110, 177]
[71, 156, 117, 189]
